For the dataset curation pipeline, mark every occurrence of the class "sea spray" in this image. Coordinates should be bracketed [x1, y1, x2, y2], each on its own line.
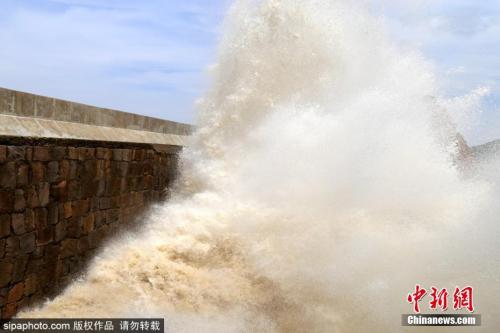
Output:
[21, 0, 500, 332]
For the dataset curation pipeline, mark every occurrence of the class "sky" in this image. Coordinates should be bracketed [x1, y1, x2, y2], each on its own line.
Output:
[0, 0, 499, 145]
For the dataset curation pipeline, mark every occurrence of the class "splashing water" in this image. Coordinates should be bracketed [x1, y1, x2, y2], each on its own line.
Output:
[21, 0, 500, 332]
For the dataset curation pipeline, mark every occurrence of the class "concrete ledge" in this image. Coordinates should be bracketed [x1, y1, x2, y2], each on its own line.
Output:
[0, 87, 192, 144]
[0, 114, 188, 146]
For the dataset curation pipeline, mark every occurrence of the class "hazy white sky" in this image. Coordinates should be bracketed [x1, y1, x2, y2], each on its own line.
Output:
[0, 0, 499, 144]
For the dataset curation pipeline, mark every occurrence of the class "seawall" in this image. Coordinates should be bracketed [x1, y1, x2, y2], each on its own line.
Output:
[0, 87, 191, 318]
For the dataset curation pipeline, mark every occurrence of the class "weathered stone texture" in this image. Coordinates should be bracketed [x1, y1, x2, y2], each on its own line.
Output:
[0, 141, 178, 318]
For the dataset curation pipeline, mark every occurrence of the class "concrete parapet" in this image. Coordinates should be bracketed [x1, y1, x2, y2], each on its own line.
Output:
[0, 87, 192, 146]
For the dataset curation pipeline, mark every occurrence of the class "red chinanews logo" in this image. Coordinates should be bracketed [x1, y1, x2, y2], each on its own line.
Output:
[407, 285, 474, 313]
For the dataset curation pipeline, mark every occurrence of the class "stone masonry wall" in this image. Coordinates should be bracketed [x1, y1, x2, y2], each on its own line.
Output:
[0, 138, 179, 318]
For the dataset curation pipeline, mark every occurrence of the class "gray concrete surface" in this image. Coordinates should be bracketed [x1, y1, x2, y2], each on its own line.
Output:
[0, 87, 192, 146]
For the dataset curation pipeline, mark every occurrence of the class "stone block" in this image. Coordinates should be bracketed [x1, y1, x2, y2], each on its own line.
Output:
[96, 179, 106, 197]
[143, 161, 153, 175]
[48, 203, 58, 225]
[120, 193, 130, 207]
[52, 147, 66, 161]
[78, 237, 89, 254]
[122, 149, 132, 161]
[96, 160, 105, 179]
[151, 191, 160, 202]
[24, 275, 37, 296]
[16, 164, 29, 187]
[112, 149, 122, 161]
[59, 160, 70, 179]
[0, 146, 6, 162]
[25, 147, 33, 161]
[7, 146, 25, 160]
[72, 199, 89, 218]
[67, 147, 79, 160]
[2, 303, 17, 319]
[0, 162, 16, 189]
[105, 176, 121, 197]
[119, 161, 130, 177]
[90, 197, 99, 212]
[99, 197, 111, 210]
[81, 180, 99, 198]
[103, 159, 111, 174]
[47, 161, 60, 183]
[24, 209, 35, 232]
[38, 183, 50, 207]
[133, 149, 145, 161]
[25, 187, 39, 208]
[78, 147, 95, 160]
[54, 221, 67, 242]
[0, 190, 13, 214]
[44, 245, 59, 264]
[33, 147, 51, 161]
[144, 175, 154, 190]
[82, 160, 98, 180]
[50, 180, 67, 201]
[0, 215, 10, 238]
[127, 178, 138, 192]
[120, 177, 128, 194]
[109, 196, 120, 209]
[97, 225, 109, 242]
[0, 260, 13, 287]
[96, 148, 112, 160]
[67, 180, 81, 201]
[11, 214, 25, 235]
[67, 257, 81, 274]
[31, 162, 46, 183]
[0, 239, 4, 258]
[5, 237, 19, 258]
[94, 211, 105, 228]
[25, 258, 43, 275]
[34, 208, 48, 228]
[106, 209, 120, 225]
[0, 287, 6, 307]
[14, 190, 26, 212]
[145, 149, 155, 159]
[66, 218, 81, 238]
[36, 226, 53, 246]
[7, 282, 24, 303]
[129, 162, 143, 177]
[11, 256, 28, 283]
[35, 268, 50, 291]
[69, 161, 78, 180]
[135, 192, 145, 206]
[19, 233, 35, 254]
[60, 239, 78, 258]
[88, 231, 99, 249]
[54, 260, 64, 279]
[58, 259, 70, 277]
[32, 245, 44, 259]
[81, 214, 94, 235]
[62, 202, 72, 219]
